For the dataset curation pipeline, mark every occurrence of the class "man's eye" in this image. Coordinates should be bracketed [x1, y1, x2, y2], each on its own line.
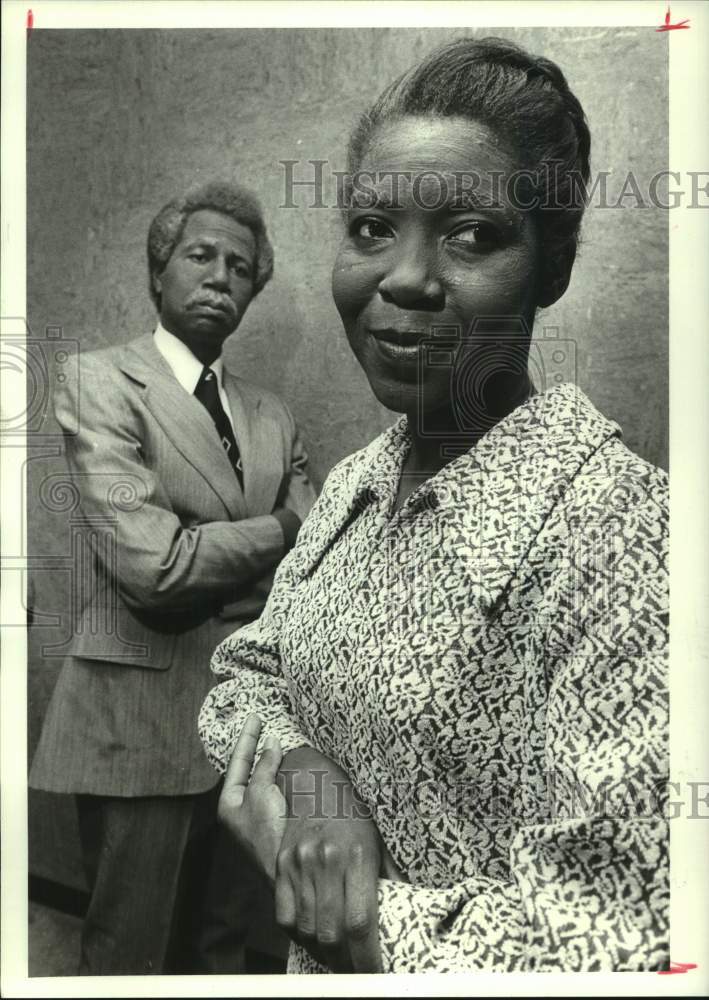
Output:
[352, 218, 394, 241]
[230, 262, 251, 277]
[448, 222, 499, 249]
[188, 252, 207, 262]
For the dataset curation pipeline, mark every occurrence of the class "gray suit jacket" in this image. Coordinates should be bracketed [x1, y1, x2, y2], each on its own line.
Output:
[30, 333, 316, 796]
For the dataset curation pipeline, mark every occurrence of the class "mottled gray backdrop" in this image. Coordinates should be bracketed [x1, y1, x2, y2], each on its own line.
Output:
[26, 27, 668, 904]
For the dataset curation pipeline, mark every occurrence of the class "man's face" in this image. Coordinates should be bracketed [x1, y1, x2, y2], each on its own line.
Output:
[154, 209, 256, 360]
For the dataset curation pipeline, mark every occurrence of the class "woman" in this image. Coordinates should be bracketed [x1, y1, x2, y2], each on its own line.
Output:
[199, 37, 668, 973]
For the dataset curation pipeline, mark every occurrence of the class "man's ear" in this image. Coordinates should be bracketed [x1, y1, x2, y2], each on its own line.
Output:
[537, 243, 576, 309]
[152, 272, 162, 297]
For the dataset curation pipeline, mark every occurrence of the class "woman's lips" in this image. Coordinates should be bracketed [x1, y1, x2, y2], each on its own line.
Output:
[368, 328, 426, 366]
[368, 327, 425, 345]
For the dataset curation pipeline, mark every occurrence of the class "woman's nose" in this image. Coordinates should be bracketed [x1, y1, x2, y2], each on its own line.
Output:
[377, 242, 444, 309]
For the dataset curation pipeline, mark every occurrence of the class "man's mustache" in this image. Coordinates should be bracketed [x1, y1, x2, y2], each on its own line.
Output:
[187, 294, 238, 318]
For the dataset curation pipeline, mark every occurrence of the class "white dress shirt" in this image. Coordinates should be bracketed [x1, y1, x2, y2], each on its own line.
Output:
[153, 322, 235, 433]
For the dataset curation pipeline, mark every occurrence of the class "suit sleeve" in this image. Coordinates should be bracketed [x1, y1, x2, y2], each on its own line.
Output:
[276, 400, 318, 523]
[210, 397, 319, 622]
[54, 356, 288, 614]
[198, 451, 357, 764]
[198, 544, 312, 760]
[370, 477, 669, 973]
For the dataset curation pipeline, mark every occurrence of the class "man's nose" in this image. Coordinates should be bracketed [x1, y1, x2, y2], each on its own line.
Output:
[204, 256, 230, 290]
[377, 240, 444, 310]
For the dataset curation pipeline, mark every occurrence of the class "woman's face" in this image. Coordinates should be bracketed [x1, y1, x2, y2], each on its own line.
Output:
[332, 116, 541, 424]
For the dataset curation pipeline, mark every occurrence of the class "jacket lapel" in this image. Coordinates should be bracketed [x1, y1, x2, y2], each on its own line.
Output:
[222, 372, 284, 515]
[434, 384, 622, 614]
[118, 334, 246, 520]
[292, 420, 408, 580]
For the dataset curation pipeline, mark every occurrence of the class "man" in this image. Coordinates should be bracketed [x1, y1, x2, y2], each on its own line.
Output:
[29, 181, 316, 974]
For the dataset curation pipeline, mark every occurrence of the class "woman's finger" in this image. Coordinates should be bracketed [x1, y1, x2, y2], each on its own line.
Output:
[314, 845, 351, 970]
[275, 863, 298, 933]
[250, 734, 283, 787]
[313, 842, 345, 944]
[293, 847, 318, 940]
[221, 714, 262, 807]
[344, 842, 382, 972]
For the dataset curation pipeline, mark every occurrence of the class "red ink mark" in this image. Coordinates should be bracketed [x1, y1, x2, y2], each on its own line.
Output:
[26, 8, 33, 30]
[656, 6, 690, 30]
[657, 961, 698, 975]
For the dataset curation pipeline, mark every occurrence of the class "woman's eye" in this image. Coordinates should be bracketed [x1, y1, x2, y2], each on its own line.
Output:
[448, 222, 499, 250]
[352, 218, 394, 241]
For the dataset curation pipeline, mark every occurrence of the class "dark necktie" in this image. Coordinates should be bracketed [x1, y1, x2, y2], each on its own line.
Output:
[194, 366, 244, 490]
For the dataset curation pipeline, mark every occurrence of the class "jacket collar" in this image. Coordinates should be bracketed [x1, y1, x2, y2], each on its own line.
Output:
[153, 321, 226, 395]
[294, 383, 622, 612]
[117, 333, 246, 520]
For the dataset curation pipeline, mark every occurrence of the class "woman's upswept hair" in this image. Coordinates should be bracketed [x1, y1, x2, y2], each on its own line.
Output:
[347, 36, 591, 305]
[147, 180, 274, 308]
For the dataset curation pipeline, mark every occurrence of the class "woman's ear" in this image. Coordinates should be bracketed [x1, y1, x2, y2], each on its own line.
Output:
[537, 243, 576, 308]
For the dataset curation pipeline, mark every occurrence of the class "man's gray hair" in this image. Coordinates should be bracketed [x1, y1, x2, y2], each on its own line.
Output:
[147, 180, 274, 307]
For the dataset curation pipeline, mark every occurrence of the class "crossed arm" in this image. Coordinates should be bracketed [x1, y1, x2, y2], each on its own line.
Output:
[53, 357, 311, 613]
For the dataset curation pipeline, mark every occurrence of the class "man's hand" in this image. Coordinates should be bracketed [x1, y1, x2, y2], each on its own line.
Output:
[274, 747, 403, 972]
[217, 714, 287, 883]
[272, 507, 301, 551]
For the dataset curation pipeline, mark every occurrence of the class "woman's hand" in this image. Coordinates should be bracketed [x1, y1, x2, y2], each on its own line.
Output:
[218, 725, 407, 972]
[217, 714, 287, 884]
[274, 746, 404, 972]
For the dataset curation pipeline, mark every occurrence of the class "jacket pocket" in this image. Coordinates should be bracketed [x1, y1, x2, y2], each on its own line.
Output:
[64, 601, 178, 670]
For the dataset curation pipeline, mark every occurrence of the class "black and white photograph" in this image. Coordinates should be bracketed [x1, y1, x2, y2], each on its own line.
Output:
[1, 0, 708, 994]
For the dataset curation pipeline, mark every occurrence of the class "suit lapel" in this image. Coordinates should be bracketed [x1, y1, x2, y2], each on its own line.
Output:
[222, 372, 283, 515]
[118, 334, 246, 520]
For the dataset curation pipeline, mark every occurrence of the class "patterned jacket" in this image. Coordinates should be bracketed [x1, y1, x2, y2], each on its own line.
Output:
[199, 383, 669, 973]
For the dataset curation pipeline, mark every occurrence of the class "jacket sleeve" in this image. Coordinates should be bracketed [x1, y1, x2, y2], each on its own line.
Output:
[370, 468, 669, 973]
[198, 544, 313, 761]
[217, 400, 318, 622]
[54, 355, 289, 614]
[276, 398, 318, 523]
[198, 449, 359, 764]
